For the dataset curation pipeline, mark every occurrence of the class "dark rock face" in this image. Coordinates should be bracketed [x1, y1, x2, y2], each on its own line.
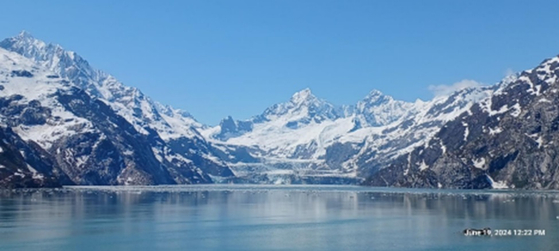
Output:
[165, 136, 234, 178]
[324, 142, 363, 171]
[0, 84, 215, 186]
[0, 127, 68, 188]
[54, 87, 175, 185]
[0, 95, 53, 126]
[10, 70, 33, 78]
[214, 116, 253, 141]
[365, 57, 559, 189]
[353, 86, 496, 179]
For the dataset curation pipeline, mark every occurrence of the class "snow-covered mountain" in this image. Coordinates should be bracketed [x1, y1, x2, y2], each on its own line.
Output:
[1, 31, 235, 177]
[365, 56, 559, 189]
[0, 32, 234, 187]
[353, 89, 415, 127]
[205, 88, 343, 157]
[203, 79, 493, 184]
[2, 31, 557, 189]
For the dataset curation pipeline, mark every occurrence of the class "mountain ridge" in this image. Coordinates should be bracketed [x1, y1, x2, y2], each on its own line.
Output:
[1, 31, 557, 189]
[364, 55, 559, 189]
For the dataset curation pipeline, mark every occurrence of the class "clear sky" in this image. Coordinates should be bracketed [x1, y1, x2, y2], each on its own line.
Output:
[1, 0, 559, 125]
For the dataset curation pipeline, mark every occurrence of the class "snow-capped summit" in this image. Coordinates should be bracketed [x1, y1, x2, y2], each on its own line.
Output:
[354, 89, 414, 127]
[1, 31, 134, 106]
[16, 30, 34, 40]
[290, 88, 315, 104]
[13, 30, 42, 44]
[361, 89, 390, 105]
[0, 31, 205, 137]
[260, 88, 341, 123]
[2, 31, 86, 80]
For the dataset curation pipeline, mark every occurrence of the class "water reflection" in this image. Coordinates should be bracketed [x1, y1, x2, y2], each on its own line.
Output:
[0, 186, 558, 251]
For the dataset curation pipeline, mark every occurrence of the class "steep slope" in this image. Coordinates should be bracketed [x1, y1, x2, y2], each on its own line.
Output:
[0, 31, 234, 181]
[347, 85, 495, 177]
[0, 47, 214, 186]
[366, 56, 559, 189]
[0, 126, 66, 188]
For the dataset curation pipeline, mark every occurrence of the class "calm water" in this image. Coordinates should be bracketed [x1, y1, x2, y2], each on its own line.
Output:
[1, 185, 559, 251]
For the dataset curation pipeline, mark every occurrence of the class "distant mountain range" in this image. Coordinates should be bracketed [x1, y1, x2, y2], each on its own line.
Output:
[0, 31, 557, 189]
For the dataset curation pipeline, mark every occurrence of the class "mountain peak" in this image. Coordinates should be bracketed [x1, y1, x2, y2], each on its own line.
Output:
[355, 89, 411, 127]
[1, 31, 59, 58]
[366, 89, 383, 97]
[17, 30, 34, 39]
[362, 89, 393, 104]
[3, 30, 48, 50]
[290, 88, 316, 104]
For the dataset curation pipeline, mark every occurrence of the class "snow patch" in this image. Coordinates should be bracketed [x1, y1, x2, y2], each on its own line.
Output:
[419, 161, 429, 171]
[486, 174, 509, 189]
[510, 103, 521, 117]
[489, 127, 503, 135]
[536, 136, 543, 148]
[473, 158, 485, 169]
[151, 147, 163, 162]
[462, 122, 469, 141]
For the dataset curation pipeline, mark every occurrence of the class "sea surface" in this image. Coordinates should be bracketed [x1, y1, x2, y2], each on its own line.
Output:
[1, 185, 558, 251]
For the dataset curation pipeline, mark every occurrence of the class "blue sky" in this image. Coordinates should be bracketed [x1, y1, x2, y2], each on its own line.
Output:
[1, 1, 559, 125]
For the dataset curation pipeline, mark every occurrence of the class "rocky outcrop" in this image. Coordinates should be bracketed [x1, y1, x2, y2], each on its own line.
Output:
[0, 126, 67, 188]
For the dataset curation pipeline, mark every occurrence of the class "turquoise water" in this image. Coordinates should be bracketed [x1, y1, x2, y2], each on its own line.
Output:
[1, 185, 559, 251]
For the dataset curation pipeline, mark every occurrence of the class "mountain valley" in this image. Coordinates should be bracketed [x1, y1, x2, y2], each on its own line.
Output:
[0, 31, 558, 189]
